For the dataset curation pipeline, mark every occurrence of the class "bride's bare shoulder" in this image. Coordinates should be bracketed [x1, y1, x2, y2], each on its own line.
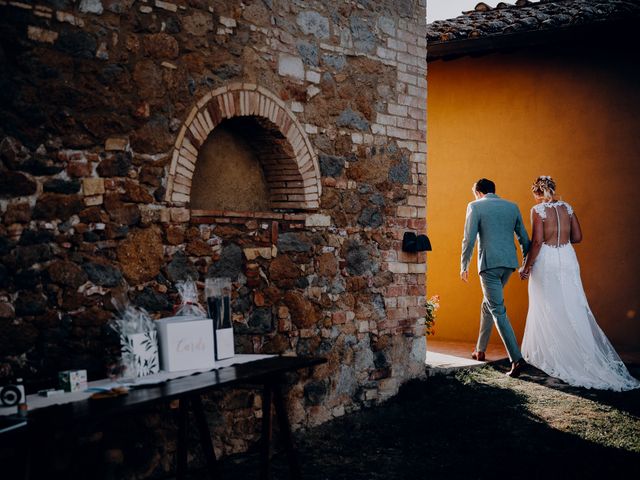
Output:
[558, 200, 574, 216]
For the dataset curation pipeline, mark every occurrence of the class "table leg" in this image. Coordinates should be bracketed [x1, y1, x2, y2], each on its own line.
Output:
[190, 395, 218, 479]
[260, 382, 273, 480]
[273, 382, 301, 480]
[177, 397, 189, 480]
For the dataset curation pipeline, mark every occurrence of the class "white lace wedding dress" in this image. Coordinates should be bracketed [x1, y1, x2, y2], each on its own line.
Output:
[521, 201, 640, 391]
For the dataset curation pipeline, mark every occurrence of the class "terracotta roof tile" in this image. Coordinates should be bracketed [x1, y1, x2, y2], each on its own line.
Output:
[427, 0, 640, 44]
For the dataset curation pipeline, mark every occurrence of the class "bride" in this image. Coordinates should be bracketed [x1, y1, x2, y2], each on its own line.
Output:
[519, 176, 639, 391]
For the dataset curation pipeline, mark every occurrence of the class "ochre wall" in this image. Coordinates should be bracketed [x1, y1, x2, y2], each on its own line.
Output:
[427, 46, 640, 350]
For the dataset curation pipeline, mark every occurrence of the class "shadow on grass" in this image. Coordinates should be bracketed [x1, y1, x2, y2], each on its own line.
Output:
[221, 373, 640, 480]
[490, 358, 640, 418]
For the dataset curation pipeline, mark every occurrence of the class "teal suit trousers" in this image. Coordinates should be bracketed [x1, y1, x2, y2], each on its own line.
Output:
[477, 267, 523, 363]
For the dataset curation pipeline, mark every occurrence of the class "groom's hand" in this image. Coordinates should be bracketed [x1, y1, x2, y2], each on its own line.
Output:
[460, 270, 469, 283]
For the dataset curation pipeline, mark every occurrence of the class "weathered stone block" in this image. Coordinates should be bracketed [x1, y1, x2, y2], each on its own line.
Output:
[170, 207, 190, 223]
[388, 157, 411, 184]
[143, 33, 179, 59]
[79, 0, 104, 15]
[3, 203, 31, 224]
[297, 41, 319, 66]
[278, 54, 305, 81]
[105, 196, 140, 225]
[82, 178, 105, 196]
[305, 214, 331, 227]
[350, 16, 377, 53]
[345, 241, 378, 276]
[67, 161, 92, 178]
[243, 247, 273, 260]
[27, 26, 58, 44]
[139, 165, 164, 187]
[219, 16, 237, 28]
[116, 227, 164, 284]
[164, 225, 184, 245]
[284, 291, 317, 329]
[303, 379, 328, 405]
[358, 206, 383, 228]
[0, 301, 14, 319]
[337, 108, 370, 132]
[97, 152, 132, 177]
[269, 255, 300, 289]
[154, 0, 177, 13]
[33, 194, 84, 219]
[15, 291, 48, 317]
[14, 244, 52, 268]
[122, 181, 154, 203]
[296, 11, 330, 39]
[84, 195, 104, 206]
[319, 155, 345, 177]
[47, 261, 88, 288]
[186, 238, 213, 256]
[208, 243, 243, 280]
[322, 54, 346, 71]
[43, 179, 81, 194]
[245, 308, 274, 334]
[83, 262, 123, 287]
[183, 10, 214, 36]
[105, 137, 129, 151]
[133, 286, 171, 312]
[166, 251, 198, 282]
[277, 233, 312, 253]
[55, 30, 97, 59]
[378, 16, 396, 36]
[0, 172, 37, 198]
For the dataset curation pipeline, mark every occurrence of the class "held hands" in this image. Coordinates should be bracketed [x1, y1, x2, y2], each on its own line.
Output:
[460, 270, 469, 283]
[519, 265, 531, 280]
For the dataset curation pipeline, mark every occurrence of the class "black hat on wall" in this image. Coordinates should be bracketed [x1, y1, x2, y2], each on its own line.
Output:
[402, 232, 432, 252]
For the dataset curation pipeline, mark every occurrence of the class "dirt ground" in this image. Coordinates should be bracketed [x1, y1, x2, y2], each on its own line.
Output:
[219, 361, 640, 480]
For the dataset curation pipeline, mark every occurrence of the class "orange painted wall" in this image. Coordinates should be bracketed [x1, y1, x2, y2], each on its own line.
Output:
[427, 46, 640, 350]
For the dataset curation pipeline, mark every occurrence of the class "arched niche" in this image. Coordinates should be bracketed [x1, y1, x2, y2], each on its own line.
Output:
[165, 83, 321, 212]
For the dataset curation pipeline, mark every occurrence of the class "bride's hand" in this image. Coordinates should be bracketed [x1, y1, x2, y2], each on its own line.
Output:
[519, 266, 531, 280]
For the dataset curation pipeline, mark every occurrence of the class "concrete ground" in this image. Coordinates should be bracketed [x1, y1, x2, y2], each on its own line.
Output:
[215, 359, 640, 480]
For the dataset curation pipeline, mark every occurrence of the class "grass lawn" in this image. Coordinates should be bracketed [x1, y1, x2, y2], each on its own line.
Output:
[221, 361, 640, 479]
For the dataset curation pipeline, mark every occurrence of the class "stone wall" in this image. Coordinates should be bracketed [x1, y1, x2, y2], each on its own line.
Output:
[0, 0, 427, 475]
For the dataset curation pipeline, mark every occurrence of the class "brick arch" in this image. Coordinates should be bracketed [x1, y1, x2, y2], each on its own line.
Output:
[165, 83, 321, 210]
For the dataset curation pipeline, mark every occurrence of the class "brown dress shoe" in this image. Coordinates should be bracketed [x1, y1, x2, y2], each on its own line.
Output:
[506, 359, 527, 378]
[471, 351, 486, 362]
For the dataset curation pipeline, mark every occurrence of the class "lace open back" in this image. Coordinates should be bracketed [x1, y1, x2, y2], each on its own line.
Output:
[532, 201, 573, 247]
[522, 200, 640, 391]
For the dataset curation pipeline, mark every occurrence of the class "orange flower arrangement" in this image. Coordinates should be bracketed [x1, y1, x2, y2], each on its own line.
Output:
[425, 295, 440, 336]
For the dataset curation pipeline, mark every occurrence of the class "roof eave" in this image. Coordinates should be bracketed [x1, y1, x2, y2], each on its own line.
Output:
[427, 18, 638, 61]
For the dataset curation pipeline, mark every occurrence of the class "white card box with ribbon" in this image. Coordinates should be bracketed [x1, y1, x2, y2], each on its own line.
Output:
[156, 315, 215, 372]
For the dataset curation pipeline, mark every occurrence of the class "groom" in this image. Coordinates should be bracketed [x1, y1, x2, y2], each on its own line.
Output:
[460, 178, 530, 377]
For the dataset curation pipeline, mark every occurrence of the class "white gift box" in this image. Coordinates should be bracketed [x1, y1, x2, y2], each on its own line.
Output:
[156, 316, 216, 372]
[121, 331, 160, 377]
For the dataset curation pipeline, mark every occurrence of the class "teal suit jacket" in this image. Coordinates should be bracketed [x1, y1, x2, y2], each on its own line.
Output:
[461, 193, 530, 273]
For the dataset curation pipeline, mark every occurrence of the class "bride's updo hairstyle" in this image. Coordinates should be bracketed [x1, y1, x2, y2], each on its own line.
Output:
[531, 175, 556, 201]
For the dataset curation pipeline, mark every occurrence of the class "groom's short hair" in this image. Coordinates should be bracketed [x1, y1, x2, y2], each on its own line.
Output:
[474, 178, 496, 194]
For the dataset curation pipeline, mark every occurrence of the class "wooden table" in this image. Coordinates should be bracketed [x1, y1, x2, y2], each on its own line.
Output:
[6, 355, 326, 480]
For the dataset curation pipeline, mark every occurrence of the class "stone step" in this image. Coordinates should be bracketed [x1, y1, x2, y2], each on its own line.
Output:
[425, 350, 507, 377]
